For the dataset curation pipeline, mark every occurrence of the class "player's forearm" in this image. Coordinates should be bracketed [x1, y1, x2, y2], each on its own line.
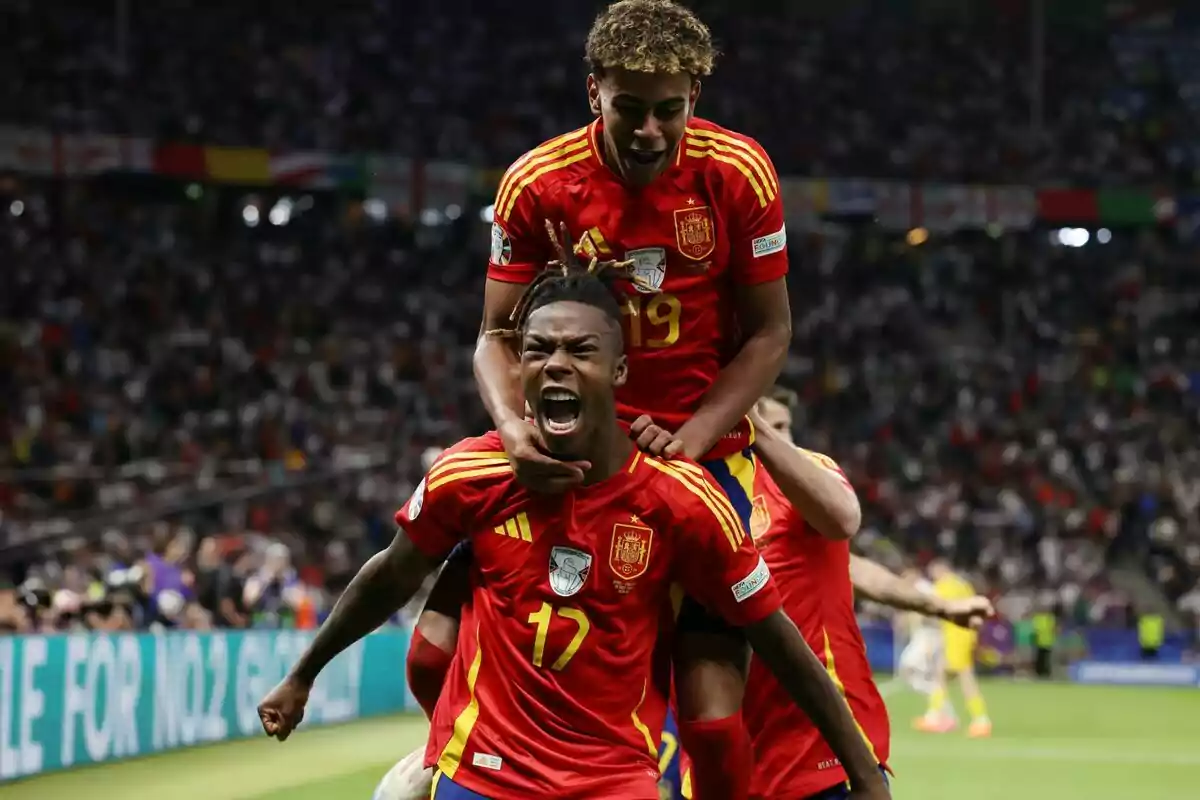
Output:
[849, 556, 940, 616]
[473, 335, 526, 427]
[746, 611, 884, 788]
[291, 536, 433, 685]
[753, 429, 861, 540]
[675, 324, 790, 457]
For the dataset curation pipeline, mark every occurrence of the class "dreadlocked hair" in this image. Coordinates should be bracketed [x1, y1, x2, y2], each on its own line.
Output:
[586, 0, 717, 77]
[485, 256, 656, 340]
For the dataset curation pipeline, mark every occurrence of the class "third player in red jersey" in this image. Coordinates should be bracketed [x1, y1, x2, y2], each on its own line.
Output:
[743, 391, 891, 800]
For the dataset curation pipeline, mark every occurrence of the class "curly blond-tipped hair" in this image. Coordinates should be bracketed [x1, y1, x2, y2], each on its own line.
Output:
[586, 0, 716, 77]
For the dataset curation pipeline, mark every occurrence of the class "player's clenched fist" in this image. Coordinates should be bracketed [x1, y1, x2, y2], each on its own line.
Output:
[629, 414, 685, 458]
[258, 674, 311, 742]
[935, 595, 995, 630]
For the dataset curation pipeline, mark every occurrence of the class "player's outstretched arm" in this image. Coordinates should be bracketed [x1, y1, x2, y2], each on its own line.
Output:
[258, 530, 439, 741]
[746, 611, 890, 798]
[294, 529, 437, 684]
[673, 280, 791, 459]
[850, 556, 994, 630]
[750, 415, 860, 540]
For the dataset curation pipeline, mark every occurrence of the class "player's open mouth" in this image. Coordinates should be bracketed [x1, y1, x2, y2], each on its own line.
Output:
[626, 149, 665, 166]
[540, 388, 581, 435]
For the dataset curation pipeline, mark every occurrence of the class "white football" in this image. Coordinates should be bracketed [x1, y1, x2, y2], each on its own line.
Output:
[371, 748, 434, 800]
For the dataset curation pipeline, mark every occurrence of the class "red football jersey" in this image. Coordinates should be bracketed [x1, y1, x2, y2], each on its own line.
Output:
[394, 432, 781, 800]
[742, 453, 891, 800]
[487, 118, 788, 460]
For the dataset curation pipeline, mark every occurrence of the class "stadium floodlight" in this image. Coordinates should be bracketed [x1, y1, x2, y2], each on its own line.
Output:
[363, 198, 387, 222]
[419, 208, 443, 227]
[1057, 227, 1089, 248]
[1097, 228, 1112, 244]
[9, 199, 23, 217]
[445, 204, 462, 221]
[242, 205, 260, 227]
[269, 198, 293, 226]
[479, 204, 495, 223]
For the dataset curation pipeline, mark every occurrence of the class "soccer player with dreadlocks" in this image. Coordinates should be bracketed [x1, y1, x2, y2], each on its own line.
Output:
[406, 2, 798, 798]
[258, 262, 886, 800]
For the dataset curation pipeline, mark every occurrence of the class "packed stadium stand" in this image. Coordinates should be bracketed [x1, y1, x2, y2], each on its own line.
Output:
[0, 0, 1197, 660]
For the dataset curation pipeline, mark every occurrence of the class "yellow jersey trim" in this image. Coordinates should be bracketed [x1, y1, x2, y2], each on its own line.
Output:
[652, 459, 746, 547]
[630, 679, 659, 758]
[495, 128, 592, 222]
[684, 127, 779, 193]
[683, 146, 768, 208]
[822, 627, 878, 761]
[427, 464, 512, 493]
[436, 626, 484, 779]
[644, 459, 743, 551]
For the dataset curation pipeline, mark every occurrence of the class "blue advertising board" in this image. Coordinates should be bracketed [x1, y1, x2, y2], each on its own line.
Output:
[0, 629, 412, 782]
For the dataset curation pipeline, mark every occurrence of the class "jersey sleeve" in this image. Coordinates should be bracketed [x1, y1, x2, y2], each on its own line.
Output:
[726, 138, 788, 286]
[669, 465, 782, 626]
[487, 157, 555, 284]
[797, 447, 854, 492]
[393, 436, 512, 558]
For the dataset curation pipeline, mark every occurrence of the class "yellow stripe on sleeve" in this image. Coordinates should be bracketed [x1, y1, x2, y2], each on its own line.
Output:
[644, 459, 742, 551]
[652, 460, 746, 547]
[498, 148, 594, 222]
[427, 464, 513, 492]
[683, 148, 768, 208]
[685, 128, 779, 193]
[494, 126, 589, 205]
[683, 137, 776, 203]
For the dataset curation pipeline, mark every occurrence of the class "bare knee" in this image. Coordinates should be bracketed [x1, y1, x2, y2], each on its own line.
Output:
[416, 609, 460, 653]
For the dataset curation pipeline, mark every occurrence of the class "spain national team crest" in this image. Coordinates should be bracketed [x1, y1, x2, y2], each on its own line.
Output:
[609, 523, 653, 581]
[673, 206, 715, 261]
[549, 546, 592, 597]
[750, 495, 771, 541]
[625, 247, 667, 293]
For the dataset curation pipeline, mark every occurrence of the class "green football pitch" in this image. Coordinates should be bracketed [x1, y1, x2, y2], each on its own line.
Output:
[7, 679, 1197, 799]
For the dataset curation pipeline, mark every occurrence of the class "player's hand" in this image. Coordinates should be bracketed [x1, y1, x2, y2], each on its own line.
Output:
[258, 674, 311, 742]
[936, 595, 995, 630]
[629, 415, 686, 458]
[499, 418, 590, 492]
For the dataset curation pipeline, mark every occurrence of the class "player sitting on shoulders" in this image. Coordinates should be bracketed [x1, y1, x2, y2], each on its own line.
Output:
[407, 2, 795, 799]
[259, 263, 888, 800]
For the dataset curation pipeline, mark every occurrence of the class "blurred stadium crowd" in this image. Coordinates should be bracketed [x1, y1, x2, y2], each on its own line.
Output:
[0, 0, 1198, 655]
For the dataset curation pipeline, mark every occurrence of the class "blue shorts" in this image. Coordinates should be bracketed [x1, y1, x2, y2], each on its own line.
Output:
[430, 772, 492, 800]
[659, 449, 757, 800]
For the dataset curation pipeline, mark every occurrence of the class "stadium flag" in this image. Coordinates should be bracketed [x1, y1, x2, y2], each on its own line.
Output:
[1037, 188, 1099, 223]
[421, 159, 476, 211]
[269, 151, 345, 188]
[153, 143, 208, 179]
[365, 154, 415, 215]
[204, 146, 272, 185]
[0, 126, 56, 175]
[1096, 188, 1159, 225]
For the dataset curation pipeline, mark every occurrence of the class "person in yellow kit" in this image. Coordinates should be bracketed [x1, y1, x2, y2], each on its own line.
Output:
[1031, 606, 1058, 678]
[1138, 610, 1164, 661]
[914, 559, 992, 737]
